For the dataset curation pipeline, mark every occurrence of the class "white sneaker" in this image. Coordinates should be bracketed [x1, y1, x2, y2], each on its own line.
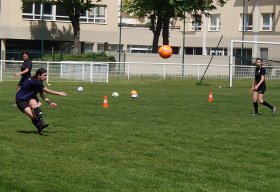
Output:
[272, 107, 276, 115]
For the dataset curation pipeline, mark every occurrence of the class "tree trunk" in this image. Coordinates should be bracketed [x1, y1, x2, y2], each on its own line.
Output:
[151, 16, 163, 53]
[70, 15, 81, 54]
[152, 30, 161, 53]
[72, 31, 81, 54]
[162, 17, 170, 45]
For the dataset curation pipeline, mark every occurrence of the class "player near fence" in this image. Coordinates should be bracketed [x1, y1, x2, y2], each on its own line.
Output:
[251, 58, 276, 115]
[15, 51, 32, 92]
[16, 68, 67, 134]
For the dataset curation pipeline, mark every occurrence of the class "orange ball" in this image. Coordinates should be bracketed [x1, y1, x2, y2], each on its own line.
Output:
[158, 45, 173, 59]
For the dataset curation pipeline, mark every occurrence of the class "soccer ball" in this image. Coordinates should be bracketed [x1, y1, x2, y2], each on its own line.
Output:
[77, 86, 84, 92]
[112, 92, 119, 97]
[158, 45, 173, 59]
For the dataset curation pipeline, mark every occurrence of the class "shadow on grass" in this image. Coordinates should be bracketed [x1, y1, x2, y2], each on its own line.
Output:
[17, 130, 57, 135]
[195, 82, 210, 86]
[17, 130, 38, 134]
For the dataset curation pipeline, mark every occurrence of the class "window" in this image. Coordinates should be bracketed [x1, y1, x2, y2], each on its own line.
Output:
[240, 14, 253, 31]
[130, 48, 151, 53]
[42, 3, 53, 20]
[207, 48, 227, 56]
[191, 18, 201, 31]
[22, 2, 34, 19]
[234, 48, 252, 65]
[55, 4, 69, 21]
[260, 48, 268, 60]
[84, 43, 94, 53]
[262, 13, 274, 31]
[209, 14, 220, 31]
[22, 2, 106, 24]
[22, 1, 54, 20]
[80, 10, 88, 22]
[80, 5, 106, 23]
[127, 45, 152, 53]
[185, 47, 203, 55]
[95, 6, 106, 23]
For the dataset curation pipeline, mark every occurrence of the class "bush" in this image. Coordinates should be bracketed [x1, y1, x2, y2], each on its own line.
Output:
[41, 52, 116, 62]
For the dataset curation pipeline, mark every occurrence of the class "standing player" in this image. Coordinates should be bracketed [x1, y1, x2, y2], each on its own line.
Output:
[15, 51, 32, 91]
[16, 68, 67, 134]
[251, 58, 276, 115]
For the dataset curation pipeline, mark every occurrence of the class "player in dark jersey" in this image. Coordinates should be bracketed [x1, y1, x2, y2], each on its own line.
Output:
[16, 68, 67, 134]
[15, 51, 33, 91]
[251, 58, 276, 115]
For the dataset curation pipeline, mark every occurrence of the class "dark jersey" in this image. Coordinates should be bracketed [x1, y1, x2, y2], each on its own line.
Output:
[255, 67, 266, 85]
[18, 59, 32, 86]
[254, 67, 266, 94]
[21, 59, 32, 79]
[16, 78, 44, 101]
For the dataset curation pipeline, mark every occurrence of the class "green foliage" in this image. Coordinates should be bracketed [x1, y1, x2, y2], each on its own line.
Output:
[1, 80, 280, 191]
[123, 0, 228, 50]
[124, 0, 228, 24]
[41, 52, 116, 62]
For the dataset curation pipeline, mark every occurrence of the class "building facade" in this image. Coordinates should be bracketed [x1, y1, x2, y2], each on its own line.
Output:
[0, 0, 279, 61]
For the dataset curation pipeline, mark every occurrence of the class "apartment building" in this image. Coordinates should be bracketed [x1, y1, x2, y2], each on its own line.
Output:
[0, 0, 119, 59]
[0, 0, 279, 61]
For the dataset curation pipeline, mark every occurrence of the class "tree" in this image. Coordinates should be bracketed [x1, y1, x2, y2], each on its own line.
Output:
[123, 0, 228, 53]
[21, 0, 100, 54]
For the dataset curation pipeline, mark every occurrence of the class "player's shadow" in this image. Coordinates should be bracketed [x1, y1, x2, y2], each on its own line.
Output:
[17, 130, 57, 135]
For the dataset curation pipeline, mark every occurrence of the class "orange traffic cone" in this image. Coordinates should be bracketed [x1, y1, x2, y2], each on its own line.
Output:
[208, 90, 214, 102]
[102, 95, 109, 108]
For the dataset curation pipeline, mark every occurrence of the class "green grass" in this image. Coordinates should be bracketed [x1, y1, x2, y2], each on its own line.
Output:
[1, 79, 280, 192]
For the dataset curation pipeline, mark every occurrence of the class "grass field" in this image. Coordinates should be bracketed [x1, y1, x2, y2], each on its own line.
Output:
[1, 79, 280, 192]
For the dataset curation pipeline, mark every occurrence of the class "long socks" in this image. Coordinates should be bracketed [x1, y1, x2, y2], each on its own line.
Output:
[261, 101, 274, 110]
[33, 107, 43, 123]
[31, 118, 39, 128]
[253, 102, 258, 114]
[31, 108, 49, 134]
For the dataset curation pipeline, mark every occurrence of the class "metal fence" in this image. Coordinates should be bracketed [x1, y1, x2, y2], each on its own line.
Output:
[2, 60, 280, 86]
[0, 60, 109, 83]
